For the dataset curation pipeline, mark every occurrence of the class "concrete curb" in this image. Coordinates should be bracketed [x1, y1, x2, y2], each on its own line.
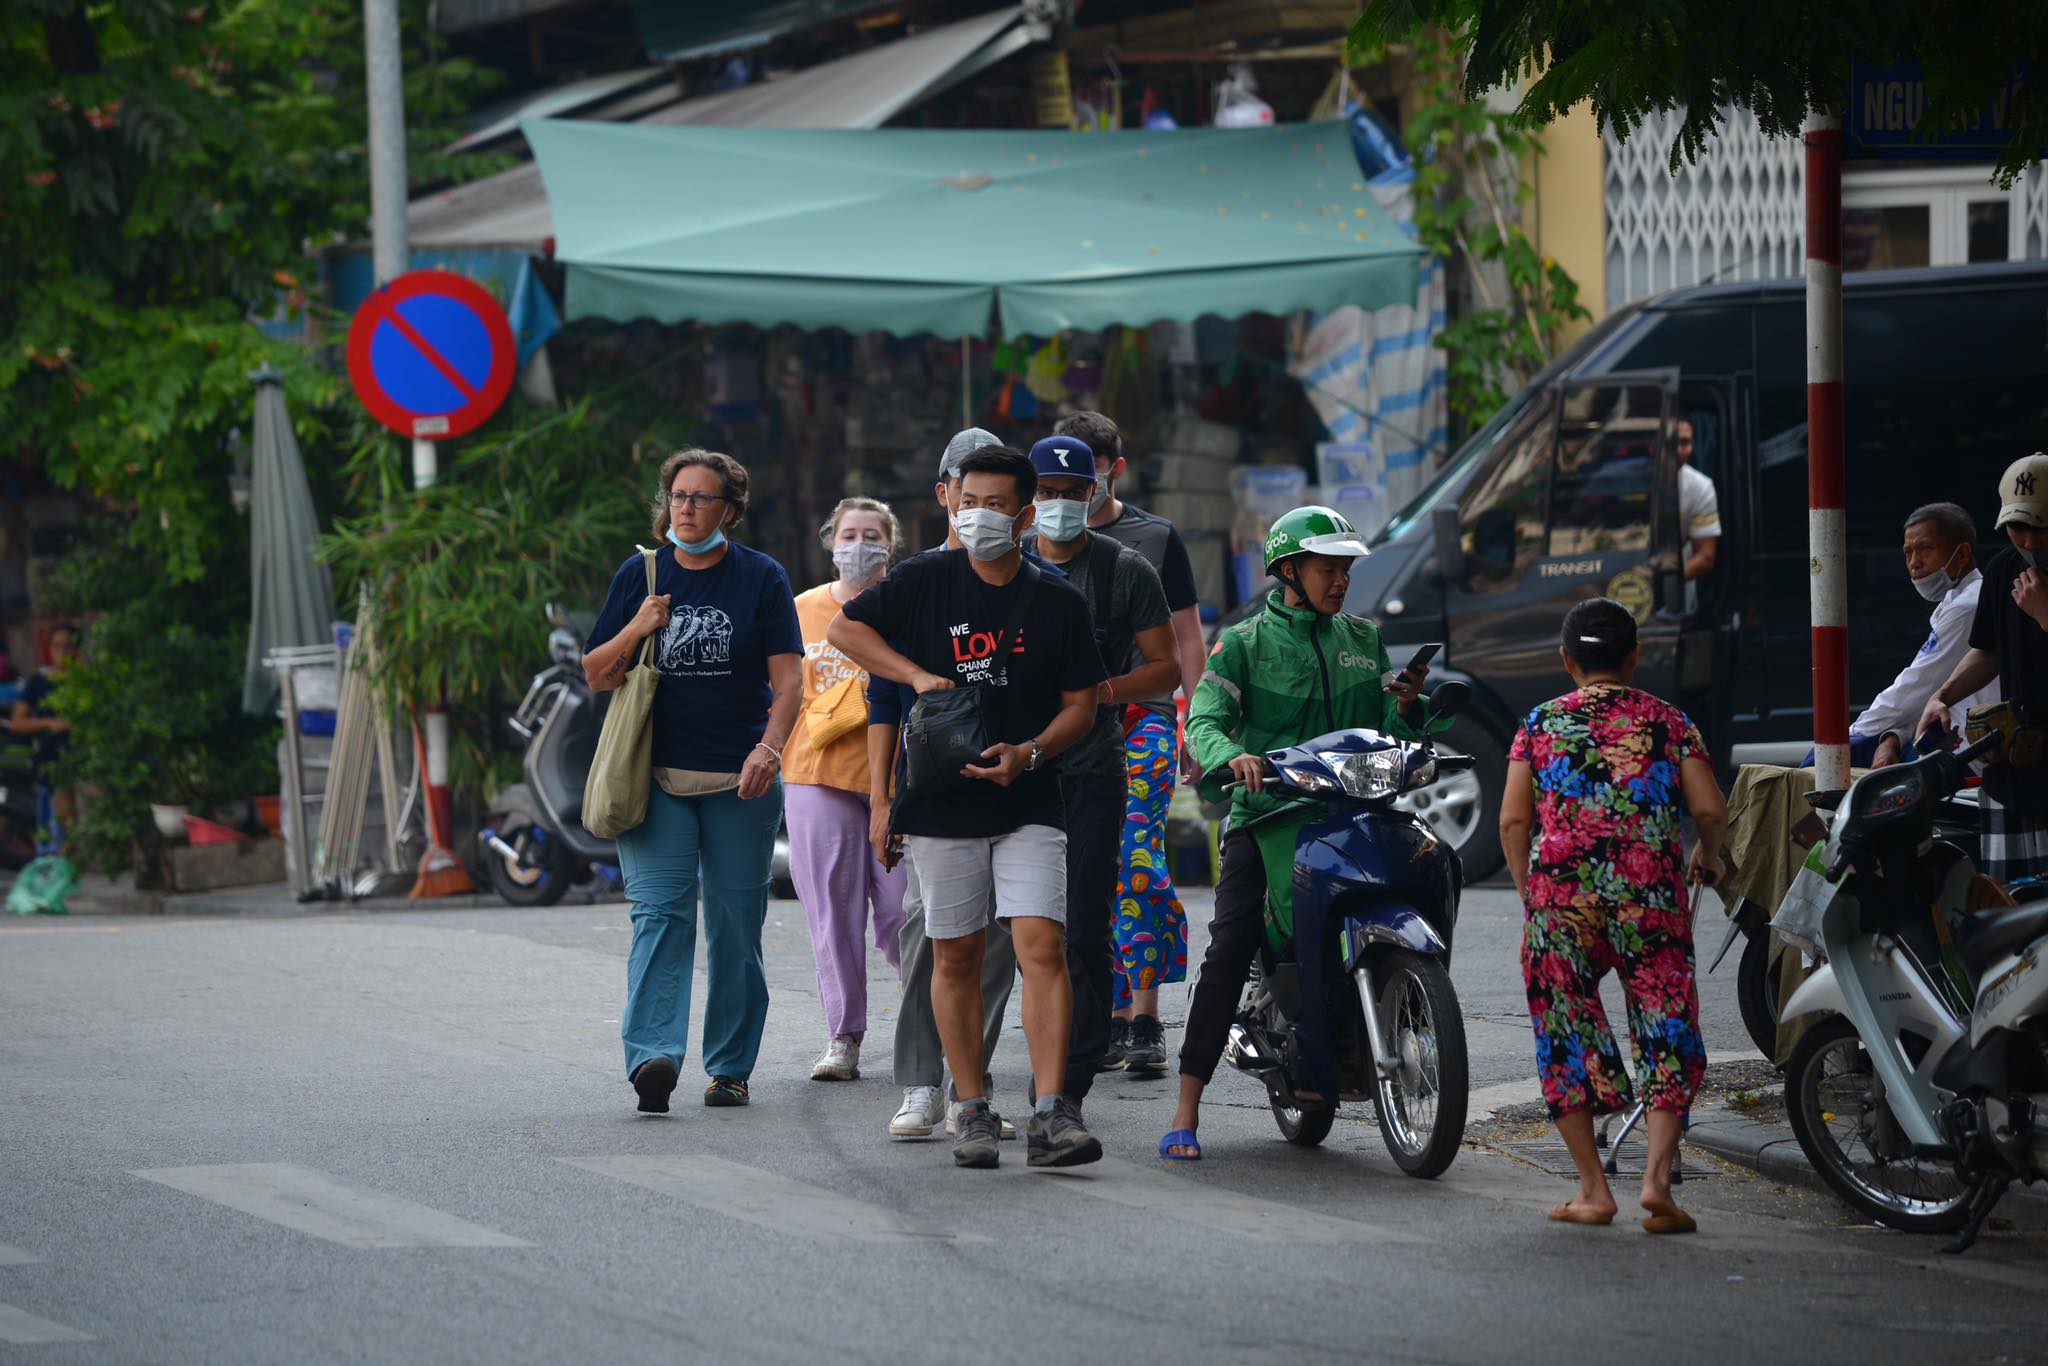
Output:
[1683, 1114, 1824, 1189]
[1685, 1109, 2048, 1209]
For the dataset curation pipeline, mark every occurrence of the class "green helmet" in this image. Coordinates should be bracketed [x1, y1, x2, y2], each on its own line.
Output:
[1262, 505, 1373, 574]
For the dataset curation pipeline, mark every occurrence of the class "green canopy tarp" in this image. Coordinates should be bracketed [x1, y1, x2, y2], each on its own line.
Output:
[525, 118, 1421, 338]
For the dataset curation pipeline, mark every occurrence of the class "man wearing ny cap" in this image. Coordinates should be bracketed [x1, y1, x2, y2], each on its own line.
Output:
[1917, 452, 2048, 886]
[1021, 435, 1180, 1106]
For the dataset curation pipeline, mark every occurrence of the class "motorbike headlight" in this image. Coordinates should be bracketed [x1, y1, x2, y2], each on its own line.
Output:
[1317, 747, 1407, 800]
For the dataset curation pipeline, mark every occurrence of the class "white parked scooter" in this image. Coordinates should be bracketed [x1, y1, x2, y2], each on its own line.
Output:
[1776, 729, 2048, 1251]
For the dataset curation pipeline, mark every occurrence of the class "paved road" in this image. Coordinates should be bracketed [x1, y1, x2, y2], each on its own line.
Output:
[2, 886, 2043, 1364]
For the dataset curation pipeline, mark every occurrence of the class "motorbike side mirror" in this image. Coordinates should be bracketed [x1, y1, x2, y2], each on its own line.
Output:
[1427, 680, 1470, 730]
[1432, 506, 1466, 588]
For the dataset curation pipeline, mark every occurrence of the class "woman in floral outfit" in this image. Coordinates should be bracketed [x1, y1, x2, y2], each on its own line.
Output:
[1500, 597, 1728, 1234]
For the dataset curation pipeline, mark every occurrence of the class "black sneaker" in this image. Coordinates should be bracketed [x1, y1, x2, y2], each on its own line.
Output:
[1124, 1015, 1168, 1076]
[632, 1057, 678, 1113]
[953, 1102, 1003, 1168]
[1027, 1097, 1104, 1168]
[1098, 1017, 1131, 1072]
[704, 1077, 749, 1107]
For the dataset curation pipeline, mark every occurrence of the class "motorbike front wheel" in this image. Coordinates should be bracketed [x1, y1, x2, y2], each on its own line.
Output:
[1784, 1015, 1973, 1232]
[1735, 928, 1783, 1061]
[487, 825, 574, 907]
[1365, 950, 1468, 1178]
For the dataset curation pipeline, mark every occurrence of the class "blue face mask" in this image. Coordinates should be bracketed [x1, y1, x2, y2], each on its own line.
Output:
[669, 526, 726, 556]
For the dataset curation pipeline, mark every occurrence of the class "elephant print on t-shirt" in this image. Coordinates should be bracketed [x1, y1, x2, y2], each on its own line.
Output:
[658, 604, 735, 669]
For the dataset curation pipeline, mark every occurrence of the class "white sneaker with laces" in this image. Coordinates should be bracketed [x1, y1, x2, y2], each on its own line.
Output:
[811, 1037, 860, 1082]
[944, 1078, 1017, 1139]
[890, 1085, 944, 1137]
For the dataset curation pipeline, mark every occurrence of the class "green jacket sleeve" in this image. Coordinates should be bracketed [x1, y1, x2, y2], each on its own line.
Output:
[1188, 630, 1249, 797]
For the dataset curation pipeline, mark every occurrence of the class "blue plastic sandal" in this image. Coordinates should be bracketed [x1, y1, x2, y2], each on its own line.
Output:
[1158, 1128, 1202, 1161]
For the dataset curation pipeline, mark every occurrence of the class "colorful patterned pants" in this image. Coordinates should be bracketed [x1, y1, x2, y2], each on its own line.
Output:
[1521, 896, 1705, 1119]
[1111, 712, 1189, 1009]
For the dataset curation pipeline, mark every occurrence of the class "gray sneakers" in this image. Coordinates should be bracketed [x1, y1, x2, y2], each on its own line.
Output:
[1124, 1015, 1168, 1075]
[953, 1102, 1004, 1168]
[1026, 1097, 1103, 1168]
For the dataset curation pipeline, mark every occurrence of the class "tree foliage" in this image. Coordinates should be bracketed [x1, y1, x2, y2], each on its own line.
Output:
[319, 366, 709, 800]
[1355, 0, 2048, 186]
[0, 0, 499, 578]
[1354, 24, 1590, 425]
[0, 1, 500, 866]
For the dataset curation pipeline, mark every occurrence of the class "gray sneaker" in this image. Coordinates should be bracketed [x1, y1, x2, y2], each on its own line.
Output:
[1124, 1015, 1168, 1075]
[1027, 1097, 1104, 1168]
[953, 1102, 1003, 1168]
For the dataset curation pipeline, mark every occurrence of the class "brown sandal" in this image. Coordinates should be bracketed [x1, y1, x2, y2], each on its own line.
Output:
[1547, 1202, 1616, 1226]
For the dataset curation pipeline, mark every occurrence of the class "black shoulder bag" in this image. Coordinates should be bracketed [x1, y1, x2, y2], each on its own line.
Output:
[899, 561, 1042, 796]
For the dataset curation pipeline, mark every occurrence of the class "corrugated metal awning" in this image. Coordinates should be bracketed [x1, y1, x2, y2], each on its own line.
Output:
[406, 6, 1029, 251]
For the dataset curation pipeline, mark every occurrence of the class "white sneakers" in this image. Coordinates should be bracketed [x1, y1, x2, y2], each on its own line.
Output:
[811, 1037, 861, 1082]
[889, 1085, 944, 1137]
[888, 1081, 1019, 1140]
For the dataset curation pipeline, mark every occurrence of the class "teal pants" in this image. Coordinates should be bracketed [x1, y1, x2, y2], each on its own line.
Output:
[618, 778, 781, 1083]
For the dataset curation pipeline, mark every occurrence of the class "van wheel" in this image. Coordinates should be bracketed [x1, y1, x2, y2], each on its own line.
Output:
[1395, 715, 1505, 881]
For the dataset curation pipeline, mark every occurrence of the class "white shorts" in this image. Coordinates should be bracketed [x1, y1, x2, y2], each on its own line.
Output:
[903, 825, 1067, 941]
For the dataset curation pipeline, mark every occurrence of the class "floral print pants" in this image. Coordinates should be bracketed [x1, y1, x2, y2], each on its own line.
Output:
[1111, 712, 1189, 1009]
[1522, 896, 1705, 1119]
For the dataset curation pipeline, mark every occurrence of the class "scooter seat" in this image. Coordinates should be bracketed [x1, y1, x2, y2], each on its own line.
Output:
[1960, 900, 2048, 982]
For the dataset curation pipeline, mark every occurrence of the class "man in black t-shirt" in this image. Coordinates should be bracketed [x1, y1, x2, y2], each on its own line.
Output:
[1919, 452, 2048, 885]
[830, 446, 1109, 1169]
[1053, 411, 1207, 1069]
[1019, 435, 1179, 1107]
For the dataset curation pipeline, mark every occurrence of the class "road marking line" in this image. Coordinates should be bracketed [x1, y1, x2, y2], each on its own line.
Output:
[563, 1155, 987, 1244]
[0, 1302, 92, 1345]
[132, 1164, 529, 1249]
[1045, 1159, 1420, 1244]
[0, 1245, 42, 1267]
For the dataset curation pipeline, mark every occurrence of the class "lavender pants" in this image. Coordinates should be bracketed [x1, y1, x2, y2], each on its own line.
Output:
[785, 782, 907, 1041]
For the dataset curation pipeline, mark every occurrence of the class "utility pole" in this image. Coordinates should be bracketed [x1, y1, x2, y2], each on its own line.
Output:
[1804, 112, 1848, 792]
[362, 0, 471, 896]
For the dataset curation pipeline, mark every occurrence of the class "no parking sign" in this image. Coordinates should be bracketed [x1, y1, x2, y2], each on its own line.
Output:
[346, 270, 516, 440]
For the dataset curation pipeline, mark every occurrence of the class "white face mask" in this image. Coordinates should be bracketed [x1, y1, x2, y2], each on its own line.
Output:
[1088, 477, 1111, 518]
[1034, 497, 1088, 543]
[952, 507, 1018, 561]
[1910, 545, 1963, 602]
[831, 540, 888, 586]
[2020, 546, 2040, 569]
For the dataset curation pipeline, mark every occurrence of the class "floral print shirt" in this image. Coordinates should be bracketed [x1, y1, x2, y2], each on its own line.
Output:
[1508, 685, 1705, 915]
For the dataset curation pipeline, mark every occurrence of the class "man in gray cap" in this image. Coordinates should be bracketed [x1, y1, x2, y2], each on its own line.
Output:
[1919, 451, 2048, 886]
[867, 428, 1024, 1140]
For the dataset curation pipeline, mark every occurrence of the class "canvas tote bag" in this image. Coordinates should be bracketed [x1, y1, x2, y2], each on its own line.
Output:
[582, 547, 662, 838]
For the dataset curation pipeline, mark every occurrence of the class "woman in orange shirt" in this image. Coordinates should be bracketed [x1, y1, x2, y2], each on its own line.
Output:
[786, 497, 909, 1082]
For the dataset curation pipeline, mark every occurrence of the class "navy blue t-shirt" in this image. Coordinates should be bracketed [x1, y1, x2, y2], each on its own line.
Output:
[585, 543, 802, 773]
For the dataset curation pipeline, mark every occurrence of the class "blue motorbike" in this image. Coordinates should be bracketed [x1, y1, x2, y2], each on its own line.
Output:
[1221, 683, 1473, 1177]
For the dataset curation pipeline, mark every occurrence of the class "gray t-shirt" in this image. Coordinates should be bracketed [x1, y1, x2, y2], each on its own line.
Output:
[1023, 530, 1171, 778]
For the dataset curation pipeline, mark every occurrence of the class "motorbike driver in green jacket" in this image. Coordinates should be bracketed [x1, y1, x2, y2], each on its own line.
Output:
[1159, 506, 1433, 1161]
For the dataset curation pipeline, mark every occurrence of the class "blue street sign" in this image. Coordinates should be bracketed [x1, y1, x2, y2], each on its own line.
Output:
[1846, 61, 2026, 161]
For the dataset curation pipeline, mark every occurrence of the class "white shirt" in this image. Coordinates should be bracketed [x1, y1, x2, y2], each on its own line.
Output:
[1850, 568, 2000, 742]
[1680, 464, 1722, 559]
[1679, 464, 1721, 613]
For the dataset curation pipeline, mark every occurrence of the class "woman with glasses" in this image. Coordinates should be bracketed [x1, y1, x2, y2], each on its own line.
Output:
[786, 497, 909, 1083]
[583, 449, 803, 1112]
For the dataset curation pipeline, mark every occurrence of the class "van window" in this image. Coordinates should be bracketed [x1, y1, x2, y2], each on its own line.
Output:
[1547, 384, 1664, 557]
[1455, 388, 1557, 588]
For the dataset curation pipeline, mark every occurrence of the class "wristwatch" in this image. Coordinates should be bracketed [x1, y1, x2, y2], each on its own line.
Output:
[1024, 740, 1044, 772]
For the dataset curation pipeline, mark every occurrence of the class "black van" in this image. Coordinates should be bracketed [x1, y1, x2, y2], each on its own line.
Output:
[1343, 260, 2048, 878]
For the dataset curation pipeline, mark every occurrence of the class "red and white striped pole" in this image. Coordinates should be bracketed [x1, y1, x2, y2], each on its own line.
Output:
[409, 435, 474, 898]
[1805, 113, 1850, 791]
